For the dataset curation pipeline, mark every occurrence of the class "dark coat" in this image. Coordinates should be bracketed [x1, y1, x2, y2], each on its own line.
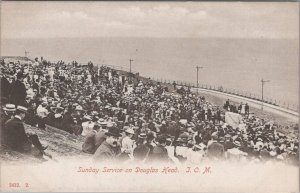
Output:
[3, 117, 31, 152]
[149, 144, 169, 162]
[93, 141, 120, 162]
[133, 144, 150, 161]
[223, 141, 235, 151]
[82, 131, 106, 154]
[1, 77, 11, 100]
[1, 113, 12, 145]
[10, 80, 27, 106]
[61, 113, 74, 133]
[82, 132, 96, 154]
[207, 141, 225, 160]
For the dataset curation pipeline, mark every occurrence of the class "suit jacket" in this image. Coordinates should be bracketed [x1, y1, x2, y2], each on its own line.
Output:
[82, 132, 96, 154]
[150, 144, 169, 162]
[4, 117, 30, 152]
[82, 131, 106, 154]
[93, 141, 120, 162]
[223, 141, 235, 151]
[1, 77, 11, 99]
[10, 80, 27, 106]
[207, 141, 225, 160]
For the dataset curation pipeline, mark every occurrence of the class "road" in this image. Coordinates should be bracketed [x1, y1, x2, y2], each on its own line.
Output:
[191, 87, 299, 123]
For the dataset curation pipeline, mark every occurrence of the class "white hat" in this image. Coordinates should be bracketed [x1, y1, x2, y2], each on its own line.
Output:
[17, 106, 28, 113]
[98, 121, 107, 126]
[276, 154, 284, 160]
[233, 141, 241, 147]
[107, 122, 114, 128]
[270, 151, 277, 157]
[75, 106, 83, 111]
[3, 104, 16, 112]
[83, 115, 92, 121]
[125, 128, 135, 135]
[54, 113, 62, 118]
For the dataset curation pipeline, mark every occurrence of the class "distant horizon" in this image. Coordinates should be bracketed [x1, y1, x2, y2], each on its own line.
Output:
[2, 37, 297, 40]
[2, 32, 298, 106]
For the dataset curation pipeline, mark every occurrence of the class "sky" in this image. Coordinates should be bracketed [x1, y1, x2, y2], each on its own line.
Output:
[1, 1, 299, 39]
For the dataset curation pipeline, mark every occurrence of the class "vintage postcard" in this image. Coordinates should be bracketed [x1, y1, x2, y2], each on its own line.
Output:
[0, 1, 299, 192]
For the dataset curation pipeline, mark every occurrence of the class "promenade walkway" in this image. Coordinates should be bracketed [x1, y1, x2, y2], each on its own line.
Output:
[191, 87, 299, 123]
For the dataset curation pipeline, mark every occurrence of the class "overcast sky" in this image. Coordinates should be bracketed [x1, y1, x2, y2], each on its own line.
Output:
[1, 1, 299, 39]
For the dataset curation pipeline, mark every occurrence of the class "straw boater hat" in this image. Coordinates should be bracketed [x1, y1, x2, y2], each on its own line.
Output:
[83, 115, 92, 121]
[125, 128, 135, 135]
[75, 105, 83, 111]
[3, 104, 16, 112]
[17, 106, 28, 113]
[233, 140, 241, 147]
[138, 133, 147, 139]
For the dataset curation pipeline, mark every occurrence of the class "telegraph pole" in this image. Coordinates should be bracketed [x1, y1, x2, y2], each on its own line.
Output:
[129, 58, 134, 73]
[261, 79, 270, 110]
[25, 50, 29, 58]
[196, 66, 204, 93]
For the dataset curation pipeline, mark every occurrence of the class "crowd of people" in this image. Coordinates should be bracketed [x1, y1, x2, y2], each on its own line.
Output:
[0, 57, 298, 165]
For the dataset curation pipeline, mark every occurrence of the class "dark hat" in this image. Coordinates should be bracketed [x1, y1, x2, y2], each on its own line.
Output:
[105, 127, 121, 137]
[16, 71, 27, 79]
[176, 137, 186, 143]
[157, 135, 167, 144]
[147, 132, 155, 140]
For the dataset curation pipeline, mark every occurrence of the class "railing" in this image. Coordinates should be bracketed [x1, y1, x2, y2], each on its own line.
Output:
[98, 64, 139, 74]
[94, 63, 298, 113]
[150, 78, 299, 113]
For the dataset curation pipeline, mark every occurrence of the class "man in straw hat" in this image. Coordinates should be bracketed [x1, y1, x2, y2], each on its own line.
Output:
[1, 104, 16, 145]
[3, 106, 47, 158]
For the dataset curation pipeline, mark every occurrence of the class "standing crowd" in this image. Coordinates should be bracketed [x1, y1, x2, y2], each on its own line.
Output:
[0, 57, 298, 165]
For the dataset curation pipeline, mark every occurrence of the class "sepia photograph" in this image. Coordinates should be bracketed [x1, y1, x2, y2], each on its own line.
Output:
[0, 1, 299, 192]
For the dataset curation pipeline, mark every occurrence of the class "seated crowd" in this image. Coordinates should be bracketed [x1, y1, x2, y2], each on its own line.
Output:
[0, 58, 298, 164]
